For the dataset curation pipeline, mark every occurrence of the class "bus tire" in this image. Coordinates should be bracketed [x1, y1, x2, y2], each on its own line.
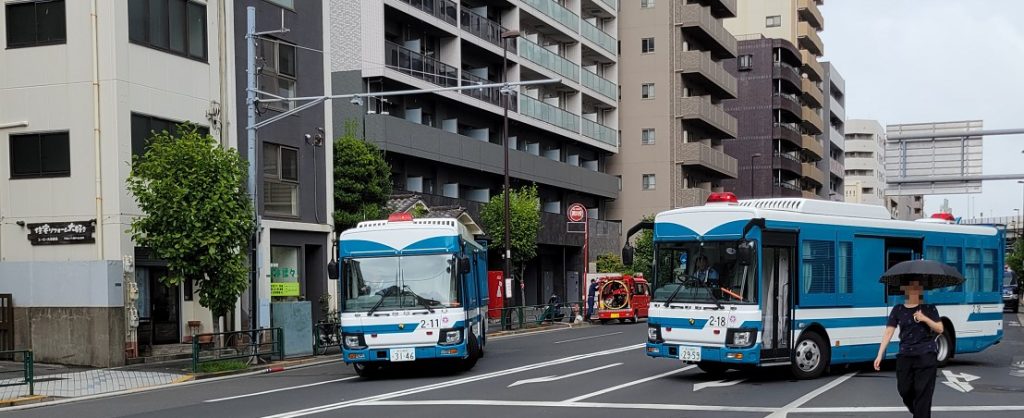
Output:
[478, 322, 486, 358]
[791, 332, 829, 379]
[353, 362, 381, 379]
[697, 361, 730, 376]
[462, 332, 481, 371]
[936, 322, 955, 367]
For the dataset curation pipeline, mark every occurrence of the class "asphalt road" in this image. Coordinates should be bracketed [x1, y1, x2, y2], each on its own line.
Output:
[7, 313, 1024, 418]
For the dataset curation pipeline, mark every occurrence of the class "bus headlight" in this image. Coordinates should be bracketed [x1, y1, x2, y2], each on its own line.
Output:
[343, 334, 366, 350]
[648, 326, 662, 343]
[439, 328, 462, 345]
[726, 328, 756, 348]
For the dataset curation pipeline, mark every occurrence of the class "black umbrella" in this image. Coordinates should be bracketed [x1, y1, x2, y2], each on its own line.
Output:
[879, 259, 964, 290]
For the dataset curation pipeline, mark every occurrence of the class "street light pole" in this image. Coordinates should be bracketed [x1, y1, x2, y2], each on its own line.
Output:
[750, 153, 762, 198]
[501, 30, 520, 311]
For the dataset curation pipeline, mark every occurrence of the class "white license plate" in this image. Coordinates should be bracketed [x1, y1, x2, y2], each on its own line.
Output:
[679, 346, 701, 362]
[389, 348, 416, 362]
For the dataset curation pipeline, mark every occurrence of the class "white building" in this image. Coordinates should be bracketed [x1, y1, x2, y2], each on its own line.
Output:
[843, 119, 886, 206]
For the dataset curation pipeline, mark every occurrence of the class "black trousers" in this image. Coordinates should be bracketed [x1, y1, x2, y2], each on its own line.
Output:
[896, 353, 938, 418]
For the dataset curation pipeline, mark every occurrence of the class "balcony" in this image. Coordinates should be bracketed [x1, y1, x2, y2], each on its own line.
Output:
[676, 142, 738, 179]
[772, 92, 802, 117]
[798, 0, 824, 31]
[595, 0, 617, 11]
[676, 50, 737, 99]
[518, 37, 580, 81]
[707, 0, 738, 18]
[461, 72, 516, 110]
[801, 105, 824, 135]
[581, 20, 616, 57]
[460, 9, 516, 53]
[519, 94, 580, 133]
[773, 151, 803, 175]
[384, 41, 458, 87]
[802, 190, 819, 199]
[675, 188, 712, 208]
[803, 134, 824, 160]
[801, 78, 823, 108]
[798, 21, 824, 57]
[522, 0, 579, 33]
[800, 50, 823, 82]
[802, 163, 826, 186]
[773, 62, 801, 88]
[395, 0, 457, 26]
[774, 182, 804, 197]
[581, 68, 617, 100]
[829, 157, 845, 177]
[674, 2, 737, 58]
[773, 123, 803, 148]
[675, 96, 738, 138]
[582, 118, 617, 147]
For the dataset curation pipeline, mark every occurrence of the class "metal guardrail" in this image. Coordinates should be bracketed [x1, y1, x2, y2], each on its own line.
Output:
[487, 301, 584, 331]
[191, 328, 283, 373]
[0, 350, 33, 396]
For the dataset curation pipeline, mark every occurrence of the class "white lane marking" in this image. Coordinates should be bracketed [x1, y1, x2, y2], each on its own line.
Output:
[554, 332, 623, 344]
[941, 370, 980, 393]
[693, 378, 746, 392]
[793, 405, 1024, 413]
[357, 399, 776, 413]
[764, 371, 857, 418]
[261, 343, 644, 418]
[489, 327, 574, 340]
[563, 365, 696, 402]
[204, 376, 359, 403]
[508, 363, 622, 387]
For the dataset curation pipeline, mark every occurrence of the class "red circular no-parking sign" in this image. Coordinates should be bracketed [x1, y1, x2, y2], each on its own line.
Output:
[567, 203, 587, 222]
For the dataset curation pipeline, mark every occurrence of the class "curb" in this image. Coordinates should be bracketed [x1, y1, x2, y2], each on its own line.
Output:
[0, 395, 48, 407]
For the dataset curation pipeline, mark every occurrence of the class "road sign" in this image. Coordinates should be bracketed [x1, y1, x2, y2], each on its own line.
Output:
[567, 203, 587, 222]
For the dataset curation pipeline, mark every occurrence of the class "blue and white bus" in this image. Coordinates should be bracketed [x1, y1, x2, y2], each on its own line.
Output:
[337, 213, 488, 377]
[639, 193, 1004, 379]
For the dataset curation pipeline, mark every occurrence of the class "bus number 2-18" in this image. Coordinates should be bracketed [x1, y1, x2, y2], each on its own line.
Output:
[709, 316, 727, 327]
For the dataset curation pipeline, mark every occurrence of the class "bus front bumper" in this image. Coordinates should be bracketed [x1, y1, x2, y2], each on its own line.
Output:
[646, 342, 761, 365]
[342, 343, 467, 364]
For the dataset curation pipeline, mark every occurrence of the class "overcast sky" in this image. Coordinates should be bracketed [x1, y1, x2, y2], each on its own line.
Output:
[821, 0, 1024, 220]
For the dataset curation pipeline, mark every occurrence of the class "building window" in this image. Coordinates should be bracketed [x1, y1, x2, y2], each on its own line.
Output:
[766, 15, 782, 27]
[131, 113, 209, 158]
[642, 174, 656, 190]
[641, 83, 655, 99]
[738, 54, 753, 71]
[9, 131, 70, 179]
[641, 128, 655, 145]
[263, 143, 300, 216]
[5, 0, 66, 49]
[641, 0, 655, 8]
[259, 38, 298, 111]
[128, 0, 208, 61]
[641, 37, 655, 53]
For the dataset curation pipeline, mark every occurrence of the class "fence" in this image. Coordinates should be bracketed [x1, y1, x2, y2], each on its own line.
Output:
[191, 328, 284, 373]
[313, 322, 341, 355]
[0, 350, 33, 397]
[487, 302, 585, 332]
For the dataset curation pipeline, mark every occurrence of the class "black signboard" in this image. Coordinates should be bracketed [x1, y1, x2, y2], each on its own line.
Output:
[27, 220, 96, 245]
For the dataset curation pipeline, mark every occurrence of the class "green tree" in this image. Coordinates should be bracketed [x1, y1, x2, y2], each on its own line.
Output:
[1008, 239, 1024, 277]
[481, 184, 541, 290]
[333, 120, 392, 232]
[127, 125, 253, 335]
[595, 253, 628, 274]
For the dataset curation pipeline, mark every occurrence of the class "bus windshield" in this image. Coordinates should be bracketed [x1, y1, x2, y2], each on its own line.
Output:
[653, 241, 758, 305]
[342, 254, 461, 312]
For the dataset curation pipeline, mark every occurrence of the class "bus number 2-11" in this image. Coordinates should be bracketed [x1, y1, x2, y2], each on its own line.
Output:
[420, 319, 441, 329]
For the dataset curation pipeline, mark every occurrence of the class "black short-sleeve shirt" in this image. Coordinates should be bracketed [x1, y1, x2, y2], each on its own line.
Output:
[886, 304, 941, 356]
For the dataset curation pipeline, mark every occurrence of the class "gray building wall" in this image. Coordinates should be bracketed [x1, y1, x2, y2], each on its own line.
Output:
[820, 62, 846, 200]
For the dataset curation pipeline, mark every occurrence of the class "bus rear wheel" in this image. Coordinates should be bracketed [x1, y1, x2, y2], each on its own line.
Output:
[791, 332, 829, 379]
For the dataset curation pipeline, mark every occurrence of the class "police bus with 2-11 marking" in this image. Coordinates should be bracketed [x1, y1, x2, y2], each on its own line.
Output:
[633, 193, 1004, 379]
[337, 213, 488, 377]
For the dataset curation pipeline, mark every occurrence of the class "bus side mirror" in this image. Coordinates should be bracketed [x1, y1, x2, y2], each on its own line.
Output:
[327, 259, 339, 280]
[737, 241, 754, 265]
[622, 245, 635, 266]
[459, 256, 471, 275]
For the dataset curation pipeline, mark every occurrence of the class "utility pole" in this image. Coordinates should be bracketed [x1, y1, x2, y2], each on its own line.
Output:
[245, 7, 261, 330]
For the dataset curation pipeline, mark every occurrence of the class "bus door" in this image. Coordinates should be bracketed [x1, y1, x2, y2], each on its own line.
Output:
[884, 238, 922, 301]
[761, 232, 797, 361]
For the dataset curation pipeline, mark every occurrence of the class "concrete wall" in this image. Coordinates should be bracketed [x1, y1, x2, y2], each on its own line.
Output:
[14, 307, 126, 367]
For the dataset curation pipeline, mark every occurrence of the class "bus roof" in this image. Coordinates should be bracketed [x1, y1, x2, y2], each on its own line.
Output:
[339, 218, 482, 257]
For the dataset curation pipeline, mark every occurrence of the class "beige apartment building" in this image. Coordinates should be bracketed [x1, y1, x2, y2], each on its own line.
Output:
[608, 0, 739, 234]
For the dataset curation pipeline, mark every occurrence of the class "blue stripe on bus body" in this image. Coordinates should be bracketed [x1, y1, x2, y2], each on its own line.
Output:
[797, 316, 889, 329]
[967, 312, 1002, 322]
[340, 236, 459, 257]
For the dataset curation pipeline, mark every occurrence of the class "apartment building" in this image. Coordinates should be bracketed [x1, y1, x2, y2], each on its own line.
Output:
[821, 61, 845, 200]
[329, 0, 621, 305]
[843, 119, 887, 206]
[0, 0, 331, 367]
[722, 0, 827, 198]
[608, 0, 739, 233]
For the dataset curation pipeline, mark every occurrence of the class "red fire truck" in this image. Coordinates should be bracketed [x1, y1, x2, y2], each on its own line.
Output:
[595, 274, 650, 323]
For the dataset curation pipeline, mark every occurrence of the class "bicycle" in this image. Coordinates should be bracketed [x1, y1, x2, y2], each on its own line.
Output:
[314, 322, 341, 355]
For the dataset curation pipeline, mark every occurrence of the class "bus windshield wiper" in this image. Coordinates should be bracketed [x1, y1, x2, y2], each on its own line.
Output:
[691, 274, 724, 310]
[367, 285, 398, 316]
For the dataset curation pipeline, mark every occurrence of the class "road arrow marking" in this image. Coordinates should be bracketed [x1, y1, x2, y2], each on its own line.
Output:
[941, 370, 980, 393]
[693, 378, 746, 392]
[508, 363, 622, 387]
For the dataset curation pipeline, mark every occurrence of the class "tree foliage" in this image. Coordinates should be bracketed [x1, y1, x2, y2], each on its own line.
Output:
[127, 125, 253, 329]
[631, 219, 655, 278]
[480, 184, 541, 279]
[333, 120, 392, 231]
[1008, 239, 1024, 277]
[596, 253, 627, 274]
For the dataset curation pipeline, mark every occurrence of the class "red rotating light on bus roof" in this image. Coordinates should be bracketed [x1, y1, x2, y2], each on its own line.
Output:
[706, 192, 739, 205]
[930, 212, 955, 222]
[388, 212, 414, 222]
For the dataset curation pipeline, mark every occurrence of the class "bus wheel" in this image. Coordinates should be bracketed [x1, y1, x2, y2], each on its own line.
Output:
[791, 332, 829, 379]
[353, 362, 381, 379]
[697, 361, 730, 377]
[936, 326, 955, 366]
[462, 333, 481, 371]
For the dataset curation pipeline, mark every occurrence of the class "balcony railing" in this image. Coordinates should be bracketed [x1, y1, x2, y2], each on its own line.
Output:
[801, 105, 824, 134]
[676, 188, 712, 208]
[581, 20, 616, 56]
[803, 134, 824, 160]
[674, 2, 737, 58]
[829, 157, 845, 177]
[595, 0, 617, 11]
[675, 95, 738, 138]
[581, 68, 616, 100]
[460, 9, 516, 53]
[396, 0, 457, 26]
[385, 41, 458, 87]
[676, 142, 738, 178]
[582, 118, 617, 147]
[461, 71, 516, 110]
[798, 0, 824, 30]
[802, 77, 824, 108]
[519, 94, 580, 133]
[801, 50, 824, 82]
[803, 162, 826, 186]
[798, 21, 824, 56]
[522, 0, 579, 32]
[676, 50, 737, 99]
[518, 37, 579, 81]
[773, 92, 802, 116]
[773, 62, 801, 86]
